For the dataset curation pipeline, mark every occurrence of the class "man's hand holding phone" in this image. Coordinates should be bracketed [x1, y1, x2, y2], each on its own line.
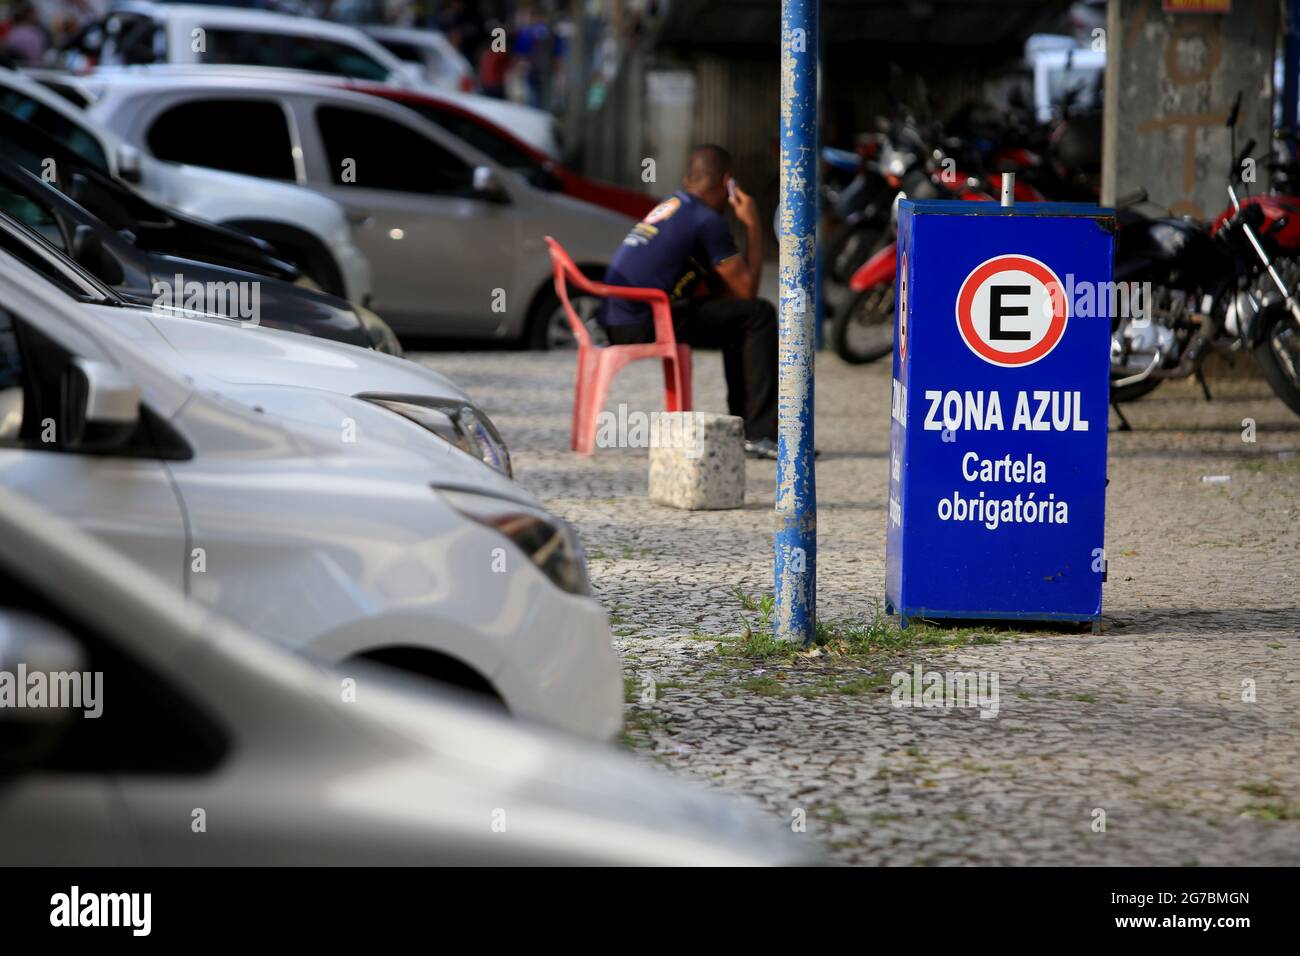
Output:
[727, 176, 760, 230]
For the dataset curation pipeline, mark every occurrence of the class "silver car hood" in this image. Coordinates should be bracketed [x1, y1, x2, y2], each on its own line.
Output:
[170, 372, 537, 515]
[320, 664, 814, 865]
[85, 301, 468, 402]
[80, 303, 530, 503]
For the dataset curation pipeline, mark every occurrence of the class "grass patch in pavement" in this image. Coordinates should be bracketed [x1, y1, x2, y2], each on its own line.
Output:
[739, 675, 786, 696]
[730, 670, 893, 699]
[1240, 803, 1300, 821]
[722, 587, 1010, 664]
[1239, 782, 1283, 799]
[623, 674, 686, 702]
[623, 591, 1014, 716]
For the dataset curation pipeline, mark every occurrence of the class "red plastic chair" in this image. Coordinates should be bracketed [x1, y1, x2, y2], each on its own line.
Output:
[544, 236, 692, 455]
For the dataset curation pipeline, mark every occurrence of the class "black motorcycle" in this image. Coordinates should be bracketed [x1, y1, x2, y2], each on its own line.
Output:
[1108, 95, 1300, 420]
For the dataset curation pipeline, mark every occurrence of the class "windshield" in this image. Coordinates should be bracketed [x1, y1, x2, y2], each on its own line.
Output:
[0, 89, 111, 174]
[0, 184, 66, 250]
[200, 28, 392, 82]
[0, 209, 112, 301]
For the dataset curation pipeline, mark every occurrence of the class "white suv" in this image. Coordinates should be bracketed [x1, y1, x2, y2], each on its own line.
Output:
[0, 66, 372, 303]
[0, 252, 622, 740]
[55, 1, 560, 156]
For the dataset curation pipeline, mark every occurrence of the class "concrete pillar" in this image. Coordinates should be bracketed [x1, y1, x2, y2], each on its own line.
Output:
[1102, 0, 1277, 219]
[644, 69, 696, 192]
[623, 40, 646, 188]
[562, 0, 587, 164]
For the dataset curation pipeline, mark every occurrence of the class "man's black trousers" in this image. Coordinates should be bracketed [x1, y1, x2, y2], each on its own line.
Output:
[604, 297, 778, 442]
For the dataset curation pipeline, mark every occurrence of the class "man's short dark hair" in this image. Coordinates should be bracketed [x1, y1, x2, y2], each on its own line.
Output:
[686, 144, 733, 187]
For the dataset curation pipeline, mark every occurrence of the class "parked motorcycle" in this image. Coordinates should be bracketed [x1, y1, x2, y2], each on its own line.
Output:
[1108, 94, 1300, 418]
[823, 132, 903, 284]
[829, 130, 998, 364]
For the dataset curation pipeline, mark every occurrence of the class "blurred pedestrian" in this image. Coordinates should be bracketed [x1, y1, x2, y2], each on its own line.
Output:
[599, 145, 779, 457]
[511, 5, 549, 108]
[477, 18, 508, 99]
[4, 4, 50, 64]
[436, 0, 481, 58]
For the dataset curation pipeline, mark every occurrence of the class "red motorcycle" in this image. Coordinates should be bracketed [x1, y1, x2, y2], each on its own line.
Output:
[1108, 93, 1300, 417]
[830, 161, 1001, 364]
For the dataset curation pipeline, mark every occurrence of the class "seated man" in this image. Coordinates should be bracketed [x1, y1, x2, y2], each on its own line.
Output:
[601, 144, 779, 459]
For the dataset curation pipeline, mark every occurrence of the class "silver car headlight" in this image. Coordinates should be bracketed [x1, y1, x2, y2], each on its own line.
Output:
[436, 487, 591, 596]
[360, 395, 512, 477]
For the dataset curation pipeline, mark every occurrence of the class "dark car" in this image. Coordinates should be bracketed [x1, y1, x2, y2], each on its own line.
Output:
[0, 152, 382, 350]
[0, 109, 307, 283]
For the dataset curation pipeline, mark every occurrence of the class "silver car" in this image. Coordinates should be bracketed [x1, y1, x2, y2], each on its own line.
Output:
[0, 487, 810, 865]
[0, 66, 373, 304]
[84, 72, 632, 346]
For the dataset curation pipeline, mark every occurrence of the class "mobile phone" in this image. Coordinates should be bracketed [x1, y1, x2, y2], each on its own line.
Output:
[727, 177, 737, 201]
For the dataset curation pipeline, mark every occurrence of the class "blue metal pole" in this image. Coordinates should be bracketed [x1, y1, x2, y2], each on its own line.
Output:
[1285, 0, 1300, 160]
[775, 0, 818, 645]
[813, 5, 825, 352]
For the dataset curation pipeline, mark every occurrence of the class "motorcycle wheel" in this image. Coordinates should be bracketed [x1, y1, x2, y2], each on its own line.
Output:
[831, 282, 895, 365]
[1252, 305, 1300, 416]
[1109, 282, 1182, 403]
[1109, 370, 1164, 404]
[826, 221, 883, 284]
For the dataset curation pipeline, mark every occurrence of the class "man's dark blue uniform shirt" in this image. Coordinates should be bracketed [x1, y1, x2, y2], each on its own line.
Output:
[601, 190, 739, 327]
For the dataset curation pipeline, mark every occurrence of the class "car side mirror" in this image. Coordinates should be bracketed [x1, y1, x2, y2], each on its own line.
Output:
[0, 610, 88, 775]
[472, 165, 510, 203]
[69, 223, 124, 286]
[117, 143, 142, 184]
[61, 357, 140, 452]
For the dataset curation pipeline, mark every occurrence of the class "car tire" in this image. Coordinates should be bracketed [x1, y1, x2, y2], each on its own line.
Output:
[526, 266, 609, 350]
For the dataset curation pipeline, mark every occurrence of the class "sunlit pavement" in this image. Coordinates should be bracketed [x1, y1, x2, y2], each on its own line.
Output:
[418, 346, 1300, 865]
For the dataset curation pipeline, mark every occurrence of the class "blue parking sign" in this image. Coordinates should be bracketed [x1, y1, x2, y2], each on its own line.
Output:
[885, 200, 1116, 625]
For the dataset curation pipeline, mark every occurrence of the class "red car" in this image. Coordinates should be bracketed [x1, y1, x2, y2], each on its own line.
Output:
[340, 82, 658, 221]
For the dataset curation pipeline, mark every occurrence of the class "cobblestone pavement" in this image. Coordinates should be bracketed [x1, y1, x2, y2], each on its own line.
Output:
[418, 347, 1300, 865]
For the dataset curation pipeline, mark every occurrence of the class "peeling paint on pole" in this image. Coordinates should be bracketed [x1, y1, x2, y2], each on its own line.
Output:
[775, 0, 818, 644]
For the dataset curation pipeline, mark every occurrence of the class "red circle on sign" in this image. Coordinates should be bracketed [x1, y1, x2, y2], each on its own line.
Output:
[954, 254, 1068, 367]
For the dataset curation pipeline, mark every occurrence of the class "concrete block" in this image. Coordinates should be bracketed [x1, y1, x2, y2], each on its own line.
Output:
[648, 412, 745, 510]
